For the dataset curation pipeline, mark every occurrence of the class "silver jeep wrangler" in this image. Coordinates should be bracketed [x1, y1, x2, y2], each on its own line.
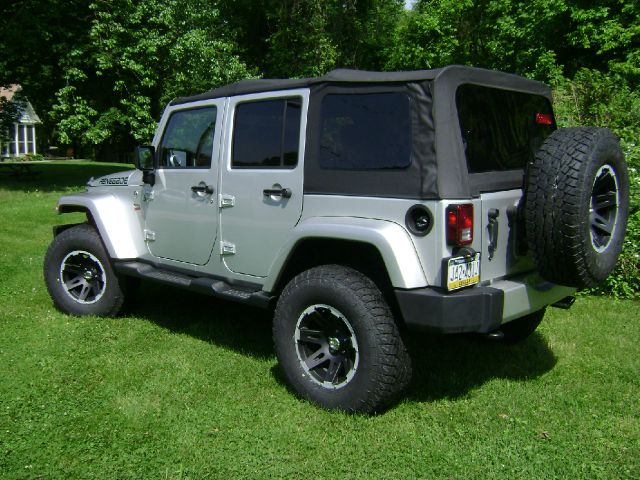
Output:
[44, 66, 629, 413]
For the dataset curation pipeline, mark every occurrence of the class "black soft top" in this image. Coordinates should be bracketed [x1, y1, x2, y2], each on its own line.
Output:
[170, 66, 552, 200]
[171, 65, 549, 105]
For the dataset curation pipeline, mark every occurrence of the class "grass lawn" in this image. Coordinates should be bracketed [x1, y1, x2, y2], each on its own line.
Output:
[0, 161, 638, 479]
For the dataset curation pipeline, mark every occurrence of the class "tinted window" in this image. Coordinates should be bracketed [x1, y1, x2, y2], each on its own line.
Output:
[159, 107, 217, 168]
[232, 98, 301, 168]
[456, 85, 554, 173]
[319, 93, 411, 170]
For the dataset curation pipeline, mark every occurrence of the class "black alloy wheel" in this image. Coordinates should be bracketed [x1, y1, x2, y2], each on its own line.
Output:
[294, 304, 360, 389]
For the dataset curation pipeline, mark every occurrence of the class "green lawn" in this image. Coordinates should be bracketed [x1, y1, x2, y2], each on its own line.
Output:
[0, 162, 638, 479]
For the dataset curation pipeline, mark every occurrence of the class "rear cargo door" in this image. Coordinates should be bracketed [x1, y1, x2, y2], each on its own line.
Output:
[477, 190, 533, 282]
[456, 84, 555, 281]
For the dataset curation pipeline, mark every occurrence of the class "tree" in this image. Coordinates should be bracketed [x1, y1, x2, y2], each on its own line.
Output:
[0, 0, 94, 148]
[386, 0, 568, 78]
[387, 0, 639, 84]
[220, 0, 404, 78]
[50, 0, 252, 159]
[0, 94, 21, 146]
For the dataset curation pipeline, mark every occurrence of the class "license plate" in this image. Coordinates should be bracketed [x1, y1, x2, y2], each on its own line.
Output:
[446, 253, 480, 291]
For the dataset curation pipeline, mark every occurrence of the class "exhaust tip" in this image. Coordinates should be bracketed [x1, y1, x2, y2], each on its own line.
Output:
[484, 330, 505, 341]
[552, 296, 576, 310]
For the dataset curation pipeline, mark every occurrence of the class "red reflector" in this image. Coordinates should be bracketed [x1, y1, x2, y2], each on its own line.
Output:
[446, 204, 474, 246]
[535, 113, 553, 125]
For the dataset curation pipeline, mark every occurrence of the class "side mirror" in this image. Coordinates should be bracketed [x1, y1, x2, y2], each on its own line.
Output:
[135, 145, 155, 171]
[135, 145, 156, 186]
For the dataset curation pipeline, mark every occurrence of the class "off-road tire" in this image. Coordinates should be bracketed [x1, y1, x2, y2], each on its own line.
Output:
[44, 224, 128, 317]
[525, 127, 629, 288]
[273, 265, 412, 414]
[500, 309, 546, 344]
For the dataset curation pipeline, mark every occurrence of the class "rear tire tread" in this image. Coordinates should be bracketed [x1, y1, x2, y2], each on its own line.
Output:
[274, 265, 411, 413]
[525, 127, 629, 288]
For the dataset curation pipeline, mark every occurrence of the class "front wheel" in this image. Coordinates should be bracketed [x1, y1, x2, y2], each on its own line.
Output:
[44, 224, 128, 317]
[273, 265, 411, 413]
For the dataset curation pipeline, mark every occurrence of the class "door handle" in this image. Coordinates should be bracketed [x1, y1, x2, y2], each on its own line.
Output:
[263, 187, 292, 199]
[487, 208, 499, 261]
[191, 184, 214, 195]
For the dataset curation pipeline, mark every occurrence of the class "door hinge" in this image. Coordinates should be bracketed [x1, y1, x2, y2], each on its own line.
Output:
[144, 229, 156, 242]
[219, 194, 235, 208]
[143, 186, 154, 201]
[220, 241, 236, 255]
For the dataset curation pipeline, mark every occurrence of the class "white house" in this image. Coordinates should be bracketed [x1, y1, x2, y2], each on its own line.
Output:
[0, 85, 41, 158]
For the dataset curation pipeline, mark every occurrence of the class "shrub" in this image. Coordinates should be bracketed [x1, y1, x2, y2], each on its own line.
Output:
[22, 153, 45, 162]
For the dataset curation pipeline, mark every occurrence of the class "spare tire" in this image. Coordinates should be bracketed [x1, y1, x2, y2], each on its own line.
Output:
[525, 127, 629, 289]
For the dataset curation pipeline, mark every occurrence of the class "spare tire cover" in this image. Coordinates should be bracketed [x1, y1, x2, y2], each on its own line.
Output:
[525, 127, 630, 288]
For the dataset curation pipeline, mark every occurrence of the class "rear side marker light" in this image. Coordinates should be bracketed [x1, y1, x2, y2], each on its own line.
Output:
[446, 204, 474, 246]
[535, 113, 553, 125]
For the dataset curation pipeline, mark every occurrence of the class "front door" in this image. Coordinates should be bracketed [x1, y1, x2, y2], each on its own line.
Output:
[219, 90, 308, 277]
[145, 101, 224, 265]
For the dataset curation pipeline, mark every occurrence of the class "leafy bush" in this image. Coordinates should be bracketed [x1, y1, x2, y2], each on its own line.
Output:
[22, 153, 45, 162]
[553, 69, 640, 298]
[591, 210, 640, 298]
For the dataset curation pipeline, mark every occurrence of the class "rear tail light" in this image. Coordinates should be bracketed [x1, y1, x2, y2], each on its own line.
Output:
[446, 204, 474, 246]
[535, 113, 554, 125]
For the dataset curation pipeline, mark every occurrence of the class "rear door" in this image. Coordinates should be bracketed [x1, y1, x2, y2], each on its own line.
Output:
[456, 84, 555, 281]
[218, 89, 309, 277]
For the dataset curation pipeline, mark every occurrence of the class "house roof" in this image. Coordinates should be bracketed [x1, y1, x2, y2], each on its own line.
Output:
[0, 85, 19, 102]
[0, 84, 41, 124]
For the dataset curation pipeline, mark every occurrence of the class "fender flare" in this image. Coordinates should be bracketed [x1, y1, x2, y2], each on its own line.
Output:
[57, 192, 146, 259]
[264, 216, 428, 291]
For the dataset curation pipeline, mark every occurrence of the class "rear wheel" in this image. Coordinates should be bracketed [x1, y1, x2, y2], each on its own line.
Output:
[44, 224, 129, 316]
[273, 265, 411, 413]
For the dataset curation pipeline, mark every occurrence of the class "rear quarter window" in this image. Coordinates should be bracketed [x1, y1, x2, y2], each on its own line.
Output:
[456, 84, 554, 173]
[319, 93, 412, 170]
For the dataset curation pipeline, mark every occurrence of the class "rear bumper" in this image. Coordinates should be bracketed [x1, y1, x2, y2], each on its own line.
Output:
[395, 274, 576, 334]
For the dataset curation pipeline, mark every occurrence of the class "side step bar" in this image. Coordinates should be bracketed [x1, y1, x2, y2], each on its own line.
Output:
[114, 261, 273, 309]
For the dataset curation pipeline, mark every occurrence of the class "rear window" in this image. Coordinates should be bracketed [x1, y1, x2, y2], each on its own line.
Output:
[456, 85, 554, 173]
[319, 93, 411, 170]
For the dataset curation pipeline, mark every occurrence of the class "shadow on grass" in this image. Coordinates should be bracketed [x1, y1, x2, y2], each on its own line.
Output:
[130, 283, 275, 361]
[404, 331, 556, 402]
[132, 282, 557, 403]
[0, 162, 133, 192]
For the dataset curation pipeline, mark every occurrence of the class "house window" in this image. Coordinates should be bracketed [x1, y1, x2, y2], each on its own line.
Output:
[27, 125, 35, 153]
[0, 126, 37, 157]
[0, 128, 7, 156]
[18, 124, 26, 155]
[9, 126, 16, 155]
